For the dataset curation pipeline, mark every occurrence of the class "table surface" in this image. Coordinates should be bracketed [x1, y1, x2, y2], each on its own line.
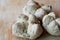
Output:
[0, 0, 60, 40]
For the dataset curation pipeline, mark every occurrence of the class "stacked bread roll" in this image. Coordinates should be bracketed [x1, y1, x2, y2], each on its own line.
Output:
[43, 12, 60, 36]
[12, 0, 60, 39]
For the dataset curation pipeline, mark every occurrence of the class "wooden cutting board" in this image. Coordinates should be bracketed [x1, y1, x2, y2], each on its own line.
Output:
[0, 0, 60, 40]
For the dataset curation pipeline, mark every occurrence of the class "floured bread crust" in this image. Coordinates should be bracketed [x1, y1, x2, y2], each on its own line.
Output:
[12, 14, 43, 39]
[23, 0, 40, 16]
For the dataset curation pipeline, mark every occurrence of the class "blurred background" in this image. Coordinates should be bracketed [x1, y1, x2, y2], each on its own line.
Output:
[0, 0, 60, 40]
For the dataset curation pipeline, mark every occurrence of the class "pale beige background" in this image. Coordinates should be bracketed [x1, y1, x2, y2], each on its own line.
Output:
[0, 0, 60, 40]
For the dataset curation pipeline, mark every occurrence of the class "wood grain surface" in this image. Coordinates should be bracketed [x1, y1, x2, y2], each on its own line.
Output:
[0, 0, 60, 40]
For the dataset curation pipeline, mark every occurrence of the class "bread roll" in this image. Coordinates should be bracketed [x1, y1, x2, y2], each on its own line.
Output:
[34, 8, 47, 20]
[23, 0, 40, 16]
[12, 14, 43, 39]
[41, 5, 52, 12]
